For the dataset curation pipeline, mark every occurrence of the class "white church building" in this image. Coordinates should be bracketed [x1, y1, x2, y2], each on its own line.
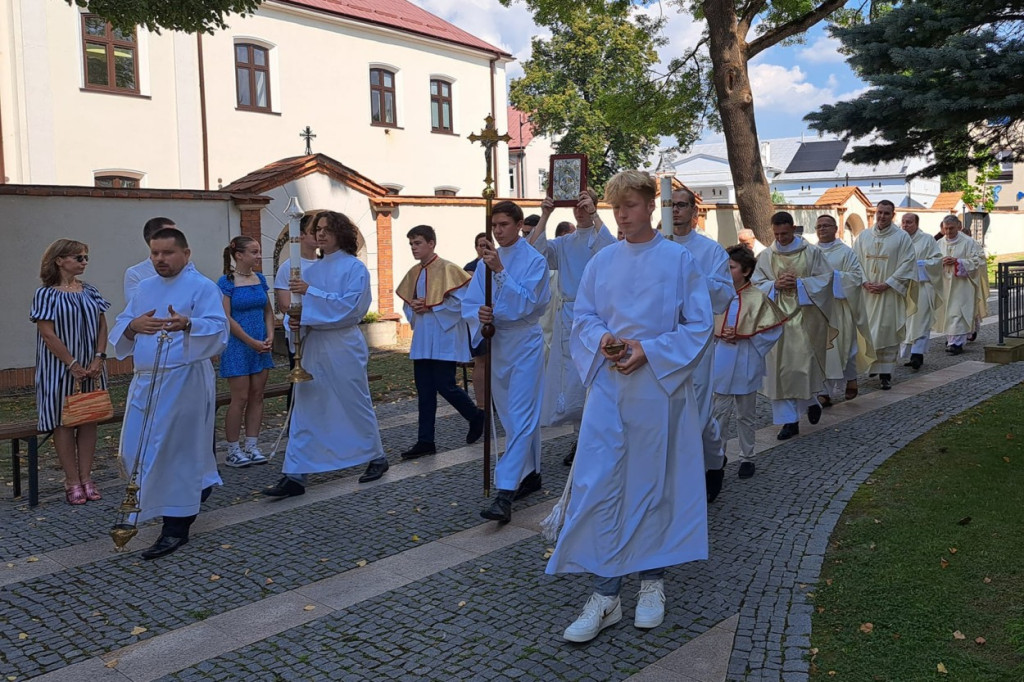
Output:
[670, 135, 941, 209]
[0, 0, 513, 195]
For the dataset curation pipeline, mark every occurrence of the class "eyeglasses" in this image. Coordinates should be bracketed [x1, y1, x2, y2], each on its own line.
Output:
[671, 202, 692, 210]
[69, 255, 89, 263]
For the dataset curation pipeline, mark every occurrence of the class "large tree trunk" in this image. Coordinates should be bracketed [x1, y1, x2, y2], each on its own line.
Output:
[704, 1, 774, 245]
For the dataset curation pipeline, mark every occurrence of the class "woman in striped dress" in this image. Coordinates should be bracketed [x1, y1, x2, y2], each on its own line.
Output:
[30, 239, 110, 505]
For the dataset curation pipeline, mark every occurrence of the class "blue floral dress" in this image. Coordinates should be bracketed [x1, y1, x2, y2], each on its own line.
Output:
[217, 273, 275, 378]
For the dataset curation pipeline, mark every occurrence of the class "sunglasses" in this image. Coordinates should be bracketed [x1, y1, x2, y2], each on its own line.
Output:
[671, 202, 692, 210]
[68, 255, 89, 263]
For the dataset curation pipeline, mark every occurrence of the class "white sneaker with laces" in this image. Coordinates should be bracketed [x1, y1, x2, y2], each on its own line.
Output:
[224, 450, 252, 468]
[246, 444, 268, 465]
[634, 579, 666, 629]
[563, 593, 621, 643]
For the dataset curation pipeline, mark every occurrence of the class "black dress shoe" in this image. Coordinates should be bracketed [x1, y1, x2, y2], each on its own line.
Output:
[738, 462, 755, 479]
[400, 441, 436, 460]
[480, 490, 514, 523]
[466, 411, 485, 444]
[807, 403, 822, 425]
[777, 422, 799, 440]
[905, 353, 923, 370]
[359, 459, 389, 483]
[262, 476, 305, 498]
[563, 440, 577, 466]
[880, 374, 892, 390]
[705, 457, 727, 503]
[141, 535, 188, 560]
[818, 395, 833, 409]
[949, 344, 964, 355]
[513, 471, 542, 500]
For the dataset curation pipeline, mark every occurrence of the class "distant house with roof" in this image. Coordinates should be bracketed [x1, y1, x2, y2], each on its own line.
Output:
[0, 0, 513, 199]
[669, 136, 941, 209]
[507, 106, 557, 199]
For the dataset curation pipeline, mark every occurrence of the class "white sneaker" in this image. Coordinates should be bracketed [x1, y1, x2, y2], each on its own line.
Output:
[224, 450, 252, 468]
[246, 444, 268, 465]
[563, 593, 622, 643]
[634, 579, 666, 629]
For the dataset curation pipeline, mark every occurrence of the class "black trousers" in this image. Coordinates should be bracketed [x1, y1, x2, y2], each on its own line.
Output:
[414, 359, 479, 443]
[162, 485, 213, 538]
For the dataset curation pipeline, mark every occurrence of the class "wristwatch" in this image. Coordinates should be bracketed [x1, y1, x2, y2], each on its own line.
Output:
[95, 352, 107, 359]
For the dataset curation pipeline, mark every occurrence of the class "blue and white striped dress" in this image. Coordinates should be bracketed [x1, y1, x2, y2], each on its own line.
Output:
[30, 284, 110, 431]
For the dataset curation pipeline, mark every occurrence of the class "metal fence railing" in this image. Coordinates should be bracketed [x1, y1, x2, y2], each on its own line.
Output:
[997, 261, 1024, 345]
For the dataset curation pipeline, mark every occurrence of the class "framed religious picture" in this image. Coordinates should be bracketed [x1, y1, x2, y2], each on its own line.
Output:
[548, 154, 588, 207]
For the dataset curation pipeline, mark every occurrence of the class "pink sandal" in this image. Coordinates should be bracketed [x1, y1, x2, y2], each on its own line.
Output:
[65, 484, 87, 505]
[83, 480, 102, 501]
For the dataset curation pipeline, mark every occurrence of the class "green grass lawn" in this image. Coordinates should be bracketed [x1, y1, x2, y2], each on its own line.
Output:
[810, 385, 1024, 680]
[0, 349, 420, 494]
[989, 252, 1024, 286]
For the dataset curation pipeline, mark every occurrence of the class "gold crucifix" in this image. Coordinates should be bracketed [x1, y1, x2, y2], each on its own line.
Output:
[468, 115, 511, 199]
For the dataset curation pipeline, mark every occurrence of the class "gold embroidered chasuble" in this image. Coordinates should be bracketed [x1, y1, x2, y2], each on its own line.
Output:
[853, 225, 919, 350]
[751, 239, 836, 401]
[934, 235, 985, 336]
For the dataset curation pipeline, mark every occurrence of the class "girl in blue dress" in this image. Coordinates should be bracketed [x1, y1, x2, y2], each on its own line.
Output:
[219, 236, 275, 467]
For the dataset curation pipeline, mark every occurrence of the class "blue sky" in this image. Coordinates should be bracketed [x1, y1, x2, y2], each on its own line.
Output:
[410, 0, 870, 146]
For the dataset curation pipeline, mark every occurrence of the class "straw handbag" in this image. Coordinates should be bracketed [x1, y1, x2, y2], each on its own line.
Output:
[61, 380, 113, 427]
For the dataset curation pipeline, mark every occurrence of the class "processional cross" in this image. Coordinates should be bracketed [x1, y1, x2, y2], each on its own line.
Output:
[468, 115, 511, 200]
[468, 115, 510, 497]
[300, 126, 316, 155]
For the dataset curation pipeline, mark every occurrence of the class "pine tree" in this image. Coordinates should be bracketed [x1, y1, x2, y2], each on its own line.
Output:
[805, 0, 1024, 177]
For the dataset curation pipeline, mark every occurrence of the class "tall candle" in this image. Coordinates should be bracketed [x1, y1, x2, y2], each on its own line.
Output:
[284, 197, 304, 294]
[659, 173, 675, 239]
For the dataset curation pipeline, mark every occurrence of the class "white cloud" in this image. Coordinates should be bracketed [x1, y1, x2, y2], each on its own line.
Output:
[410, 0, 541, 76]
[798, 35, 846, 64]
[748, 63, 838, 111]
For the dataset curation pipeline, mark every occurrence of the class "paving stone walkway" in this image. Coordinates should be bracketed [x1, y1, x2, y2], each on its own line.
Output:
[2, 310, 1021, 682]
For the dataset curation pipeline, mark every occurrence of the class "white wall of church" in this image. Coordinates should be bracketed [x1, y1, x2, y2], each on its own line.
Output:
[0, 0, 510, 196]
[3, 194, 241, 370]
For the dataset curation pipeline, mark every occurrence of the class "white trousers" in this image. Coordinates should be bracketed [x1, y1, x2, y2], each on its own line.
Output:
[869, 345, 898, 374]
[712, 392, 757, 462]
[901, 335, 929, 356]
[771, 398, 816, 425]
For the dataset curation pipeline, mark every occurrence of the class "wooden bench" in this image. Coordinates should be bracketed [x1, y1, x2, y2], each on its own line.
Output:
[4, 377, 381, 508]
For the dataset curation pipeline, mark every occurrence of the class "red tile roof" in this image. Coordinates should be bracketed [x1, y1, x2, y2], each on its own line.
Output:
[276, 0, 511, 57]
[931, 191, 964, 212]
[815, 185, 872, 207]
[221, 153, 388, 196]
[507, 106, 535, 150]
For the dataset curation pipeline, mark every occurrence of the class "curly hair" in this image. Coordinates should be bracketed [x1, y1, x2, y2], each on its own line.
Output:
[317, 211, 361, 256]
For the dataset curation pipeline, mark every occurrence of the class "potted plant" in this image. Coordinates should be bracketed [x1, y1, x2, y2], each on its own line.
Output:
[359, 311, 397, 348]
